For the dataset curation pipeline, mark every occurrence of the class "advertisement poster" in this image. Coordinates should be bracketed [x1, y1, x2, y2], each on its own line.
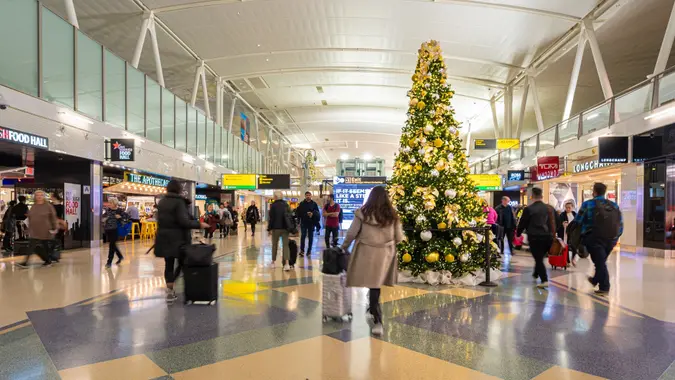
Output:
[240, 113, 250, 144]
[333, 176, 386, 229]
[548, 183, 578, 211]
[64, 183, 82, 236]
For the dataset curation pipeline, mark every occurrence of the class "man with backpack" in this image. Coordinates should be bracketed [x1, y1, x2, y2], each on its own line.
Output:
[516, 187, 557, 289]
[575, 183, 623, 295]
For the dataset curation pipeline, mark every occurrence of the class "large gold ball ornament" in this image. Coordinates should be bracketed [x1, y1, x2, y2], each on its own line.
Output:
[416, 101, 426, 110]
[414, 164, 422, 171]
[402, 253, 412, 263]
[437, 222, 447, 230]
[410, 98, 419, 107]
[426, 252, 440, 263]
[445, 253, 455, 263]
[434, 138, 443, 148]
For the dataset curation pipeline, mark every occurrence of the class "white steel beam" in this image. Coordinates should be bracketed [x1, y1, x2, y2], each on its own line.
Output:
[528, 76, 545, 132]
[227, 97, 237, 134]
[190, 64, 201, 107]
[132, 14, 151, 68]
[64, 0, 79, 28]
[464, 121, 473, 154]
[655, 1, 675, 75]
[515, 81, 530, 139]
[147, 19, 165, 87]
[583, 19, 613, 99]
[504, 86, 513, 138]
[562, 31, 587, 121]
[215, 79, 223, 125]
[200, 62, 211, 119]
[254, 114, 261, 152]
[490, 98, 500, 139]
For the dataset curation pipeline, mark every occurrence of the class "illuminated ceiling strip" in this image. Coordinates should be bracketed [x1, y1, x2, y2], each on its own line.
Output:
[151, 0, 581, 22]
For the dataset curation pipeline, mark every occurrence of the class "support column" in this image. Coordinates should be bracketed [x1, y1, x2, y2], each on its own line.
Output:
[465, 121, 473, 154]
[147, 19, 165, 87]
[562, 30, 587, 121]
[528, 76, 545, 132]
[64, 0, 79, 29]
[131, 12, 164, 87]
[655, 1, 675, 75]
[132, 14, 152, 68]
[490, 97, 500, 139]
[583, 19, 613, 99]
[504, 86, 513, 138]
[190, 63, 202, 107]
[515, 81, 530, 139]
[200, 62, 211, 119]
[90, 162, 102, 247]
[254, 114, 261, 152]
[215, 79, 223, 125]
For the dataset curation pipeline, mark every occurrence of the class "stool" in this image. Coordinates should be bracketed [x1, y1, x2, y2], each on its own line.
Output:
[128, 222, 141, 241]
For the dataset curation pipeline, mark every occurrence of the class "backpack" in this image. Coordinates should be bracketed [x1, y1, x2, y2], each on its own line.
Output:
[592, 199, 621, 240]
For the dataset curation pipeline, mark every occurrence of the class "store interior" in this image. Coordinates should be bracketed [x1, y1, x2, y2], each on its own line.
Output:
[102, 164, 165, 219]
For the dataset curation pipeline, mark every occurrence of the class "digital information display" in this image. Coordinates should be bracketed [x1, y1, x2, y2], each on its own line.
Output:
[507, 170, 525, 181]
[333, 176, 386, 229]
[257, 174, 291, 189]
[598, 136, 628, 163]
[468, 174, 502, 191]
[222, 174, 257, 190]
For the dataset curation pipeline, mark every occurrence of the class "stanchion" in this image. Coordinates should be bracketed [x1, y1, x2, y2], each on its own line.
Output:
[479, 226, 498, 287]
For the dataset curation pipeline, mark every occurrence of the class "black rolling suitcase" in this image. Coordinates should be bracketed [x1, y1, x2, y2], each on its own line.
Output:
[288, 239, 298, 266]
[184, 263, 219, 305]
[13, 240, 31, 256]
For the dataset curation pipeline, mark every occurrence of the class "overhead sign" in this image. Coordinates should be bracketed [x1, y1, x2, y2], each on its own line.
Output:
[598, 136, 628, 163]
[333, 176, 387, 185]
[195, 194, 207, 200]
[468, 174, 502, 191]
[473, 139, 521, 150]
[572, 159, 614, 174]
[109, 138, 135, 161]
[124, 172, 170, 187]
[0, 127, 48, 149]
[222, 174, 256, 190]
[257, 174, 291, 189]
[507, 170, 525, 181]
[536, 156, 560, 181]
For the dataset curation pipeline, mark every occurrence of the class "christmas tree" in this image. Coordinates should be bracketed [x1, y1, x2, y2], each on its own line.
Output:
[389, 40, 500, 279]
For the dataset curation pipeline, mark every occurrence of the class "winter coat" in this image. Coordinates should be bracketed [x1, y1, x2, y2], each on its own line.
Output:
[268, 199, 291, 231]
[27, 203, 58, 240]
[484, 206, 498, 225]
[103, 207, 129, 231]
[341, 209, 404, 289]
[495, 204, 516, 229]
[246, 206, 260, 224]
[154, 193, 201, 259]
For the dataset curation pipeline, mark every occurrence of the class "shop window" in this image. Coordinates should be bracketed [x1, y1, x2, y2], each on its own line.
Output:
[0, 0, 39, 96]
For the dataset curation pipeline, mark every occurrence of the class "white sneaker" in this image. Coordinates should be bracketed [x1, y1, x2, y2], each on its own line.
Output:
[270, 261, 276, 268]
[371, 323, 383, 336]
[283, 264, 290, 271]
[537, 281, 549, 289]
[166, 290, 178, 303]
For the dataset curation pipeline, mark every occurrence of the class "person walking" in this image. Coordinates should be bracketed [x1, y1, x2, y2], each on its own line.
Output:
[323, 194, 341, 247]
[558, 202, 578, 266]
[102, 198, 129, 268]
[516, 187, 557, 289]
[341, 186, 404, 336]
[155, 180, 209, 302]
[246, 201, 261, 237]
[495, 196, 517, 254]
[50, 193, 67, 262]
[17, 191, 58, 268]
[574, 183, 623, 296]
[13, 196, 29, 240]
[202, 203, 218, 239]
[295, 191, 320, 257]
[268, 191, 293, 270]
[2, 200, 16, 253]
[218, 203, 232, 237]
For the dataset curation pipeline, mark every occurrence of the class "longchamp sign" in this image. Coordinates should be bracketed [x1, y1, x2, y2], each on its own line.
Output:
[572, 159, 614, 174]
[0, 127, 48, 149]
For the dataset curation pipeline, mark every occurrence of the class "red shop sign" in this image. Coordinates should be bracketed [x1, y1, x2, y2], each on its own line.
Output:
[535, 156, 560, 181]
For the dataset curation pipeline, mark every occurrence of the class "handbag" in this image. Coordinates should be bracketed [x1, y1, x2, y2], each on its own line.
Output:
[184, 243, 216, 266]
[117, 222, 131, 237]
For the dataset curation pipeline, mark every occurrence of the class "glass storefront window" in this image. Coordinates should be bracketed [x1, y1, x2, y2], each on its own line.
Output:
[175, 98, 187, 152]
[76, 31, 102, 120]
[42, 9, 74, 109]
[127, 67, 145, 135]
[104, 50, 125, 128]
[0, 0, 39, 96]
[146, 78, 161, 143]
[162, 88, 175, 148]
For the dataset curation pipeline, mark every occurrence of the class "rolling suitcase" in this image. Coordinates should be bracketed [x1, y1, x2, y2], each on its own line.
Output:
[184, 263, 219, 305]
[13, 240, 31, 256]
[288, 239, 298, 266]
[321, 273, 353, 322]
[548, 245, 569, 270]
[184, 243, 216, 266]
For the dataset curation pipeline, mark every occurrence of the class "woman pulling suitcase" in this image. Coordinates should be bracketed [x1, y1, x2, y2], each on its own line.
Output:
[341, 186, 404, 336]
[154, 180, 209, 303]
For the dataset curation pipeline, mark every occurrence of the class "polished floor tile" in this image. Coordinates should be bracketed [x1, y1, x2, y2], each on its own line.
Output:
[533, 366, 606, 380]
[436, 287, 489, 299]
[58, 354, 167, 380]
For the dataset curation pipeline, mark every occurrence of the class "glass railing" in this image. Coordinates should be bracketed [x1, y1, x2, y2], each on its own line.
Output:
[471, 65, 675, 174]
[0, 0, 284, 174]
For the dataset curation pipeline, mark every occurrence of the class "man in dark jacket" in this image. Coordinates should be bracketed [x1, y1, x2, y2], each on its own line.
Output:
[246, 201, 261, 237]
[516, 188, 557, 289]
[295, 191, 320, 257]
[495, 196, 517, 254]
[155, 180, 209, 303]
[13, 196, 29, 240]
[268, 191, 292, 270]
[2, 200, 16, 252]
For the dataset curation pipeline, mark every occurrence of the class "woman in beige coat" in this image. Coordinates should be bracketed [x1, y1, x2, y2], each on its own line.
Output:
[341, 186, 404, 336]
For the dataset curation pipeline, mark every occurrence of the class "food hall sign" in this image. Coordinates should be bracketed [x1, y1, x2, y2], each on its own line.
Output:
[0, 127, 48, 149]
[572, 159, 614, 174]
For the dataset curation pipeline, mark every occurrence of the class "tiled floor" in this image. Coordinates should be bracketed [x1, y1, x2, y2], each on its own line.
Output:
[1, 229, 675, 379]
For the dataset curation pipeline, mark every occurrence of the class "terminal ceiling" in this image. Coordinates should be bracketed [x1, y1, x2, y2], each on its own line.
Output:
[42, 0, 675, 175]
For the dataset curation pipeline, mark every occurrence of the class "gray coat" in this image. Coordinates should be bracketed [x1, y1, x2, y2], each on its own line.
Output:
[341, 209, 404, 289]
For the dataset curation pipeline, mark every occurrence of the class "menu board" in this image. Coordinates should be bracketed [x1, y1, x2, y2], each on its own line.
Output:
[222, 174, 256, 190]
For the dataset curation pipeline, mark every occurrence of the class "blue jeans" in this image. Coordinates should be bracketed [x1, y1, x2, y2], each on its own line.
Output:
[300, 223, 314, 254]
[584, 236, 616, 291]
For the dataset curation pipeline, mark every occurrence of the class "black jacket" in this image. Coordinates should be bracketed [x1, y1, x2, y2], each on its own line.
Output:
[268, 199, 290, 231]
[516, 201, 558, 238]
[495, 204, 516, 229]
[154, 193, 201, 258]
[13, 203, 28, 221]
[295, 200, 320, 226]
[557, 211, 577, 238]
[246, 206, 260, 224]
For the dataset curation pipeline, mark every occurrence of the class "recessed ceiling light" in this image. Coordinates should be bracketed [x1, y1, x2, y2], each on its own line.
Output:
[340, 153, 349, 160]
[363, 153, 373, 161]
[265, 58, 269, 62]
[257, 44, 261, 47]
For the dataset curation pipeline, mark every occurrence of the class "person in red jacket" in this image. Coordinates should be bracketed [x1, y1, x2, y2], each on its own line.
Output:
[323, 194, 341, 247]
